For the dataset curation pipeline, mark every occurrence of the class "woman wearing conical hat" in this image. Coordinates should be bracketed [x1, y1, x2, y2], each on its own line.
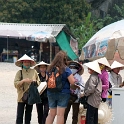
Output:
[83, 60, 102, 124]
[107, 61, 124, 107]
[14, 54, 40, 124]
[64, 61, 85, 124]
[97, 57, 110, 102]
[109, 60, 124, 88]
[34, 61, 50, 124]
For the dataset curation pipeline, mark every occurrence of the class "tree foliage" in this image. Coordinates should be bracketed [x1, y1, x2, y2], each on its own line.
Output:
[72, 2, 124, 50]
[0, 0, 90, 27]
[93, 3, 124, 31]
[71, 12, 96, 49]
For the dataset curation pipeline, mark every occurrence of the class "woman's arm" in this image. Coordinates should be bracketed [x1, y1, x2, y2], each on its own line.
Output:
[102, 72, 109, 90]
[67, 74, 76, 85]
[14, 70, 24, 89]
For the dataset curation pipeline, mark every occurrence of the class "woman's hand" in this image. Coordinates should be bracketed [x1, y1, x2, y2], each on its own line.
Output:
[80, 91, 84, 98]
[74, 84, 80, 89]
[23, 78, 33, 84]
[119, 81, 124, 87]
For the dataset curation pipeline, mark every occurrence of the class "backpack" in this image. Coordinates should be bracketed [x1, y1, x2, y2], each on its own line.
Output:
[47, 67, 63, 92]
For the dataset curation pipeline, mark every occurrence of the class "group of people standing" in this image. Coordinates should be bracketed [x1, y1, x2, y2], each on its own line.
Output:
[83, 57, 124, 124]
[14, 50, 124, 124]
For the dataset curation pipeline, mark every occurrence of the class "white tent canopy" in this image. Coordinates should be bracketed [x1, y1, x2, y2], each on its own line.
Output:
[0, 23, 66, 38]
[0, 23, 77, 62]
[0, 23, 66, 61]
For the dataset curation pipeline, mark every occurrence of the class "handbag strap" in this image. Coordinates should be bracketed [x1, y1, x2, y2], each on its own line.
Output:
[95, 77, 100, 88]
[20, 70, 23, 80]
[20, 70, 24, 91]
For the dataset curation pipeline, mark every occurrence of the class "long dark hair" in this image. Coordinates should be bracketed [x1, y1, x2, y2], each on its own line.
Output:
[47, 50, 68, 74]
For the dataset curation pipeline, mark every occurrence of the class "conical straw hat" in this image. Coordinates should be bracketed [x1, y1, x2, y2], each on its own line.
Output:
[84, 60, 101, 74]
[98, 102, 113, 124]
[15, 54, 36, 67]
[68, 61, 84, 75]
[97, 57, 111, 68]
[34, 61, 50, 70]
[111, 60, 124, 69]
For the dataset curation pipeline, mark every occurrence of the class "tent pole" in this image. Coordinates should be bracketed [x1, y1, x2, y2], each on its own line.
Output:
[39, 43, 43, 62]
[39, 50, 41, 62]
[7, 37, 8, 61]
[50, 42, 52, 63]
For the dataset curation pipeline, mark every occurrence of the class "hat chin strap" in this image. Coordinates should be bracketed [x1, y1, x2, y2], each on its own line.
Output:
[73, 67, 82, 75]
[71, 69, 78, 75]
[75, 67, 82, 74]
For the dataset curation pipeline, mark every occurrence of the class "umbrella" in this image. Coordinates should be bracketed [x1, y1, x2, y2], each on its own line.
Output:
[80, 20, 124, 64]
[27, 31, 56, 62]
[27, 31, 56, 43]
[0, 30, 26, 61]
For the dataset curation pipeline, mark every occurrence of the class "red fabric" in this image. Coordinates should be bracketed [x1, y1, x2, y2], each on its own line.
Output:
[80, 115, 86, 124]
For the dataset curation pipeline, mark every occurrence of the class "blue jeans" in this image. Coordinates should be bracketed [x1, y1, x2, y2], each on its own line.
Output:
[47, 92, 70, 108]
[107, 98, 112, 108]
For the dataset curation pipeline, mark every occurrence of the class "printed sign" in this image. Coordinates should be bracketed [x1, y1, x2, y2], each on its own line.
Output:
[83, 38, 109, 58]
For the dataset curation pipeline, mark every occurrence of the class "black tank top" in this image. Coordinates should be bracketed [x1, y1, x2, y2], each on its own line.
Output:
[38, 73, 46, 82]
[38, 73, 47, 99]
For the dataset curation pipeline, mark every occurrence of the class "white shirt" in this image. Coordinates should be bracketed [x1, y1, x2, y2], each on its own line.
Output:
[109, 71, 122, 88]
[73, 73, 85, 103]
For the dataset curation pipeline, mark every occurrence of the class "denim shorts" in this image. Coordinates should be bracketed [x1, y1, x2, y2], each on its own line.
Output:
[47, 92, 70, 108]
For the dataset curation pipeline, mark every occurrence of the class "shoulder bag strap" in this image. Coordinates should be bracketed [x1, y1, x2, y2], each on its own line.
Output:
[20, 70, 24, 91]
[20, 70, 23, 80]
[95, 77, 100, 88]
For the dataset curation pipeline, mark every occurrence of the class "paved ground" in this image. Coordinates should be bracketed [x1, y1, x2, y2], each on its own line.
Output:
[0, 62, 90, 124]
[1, 62, 123, 124]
